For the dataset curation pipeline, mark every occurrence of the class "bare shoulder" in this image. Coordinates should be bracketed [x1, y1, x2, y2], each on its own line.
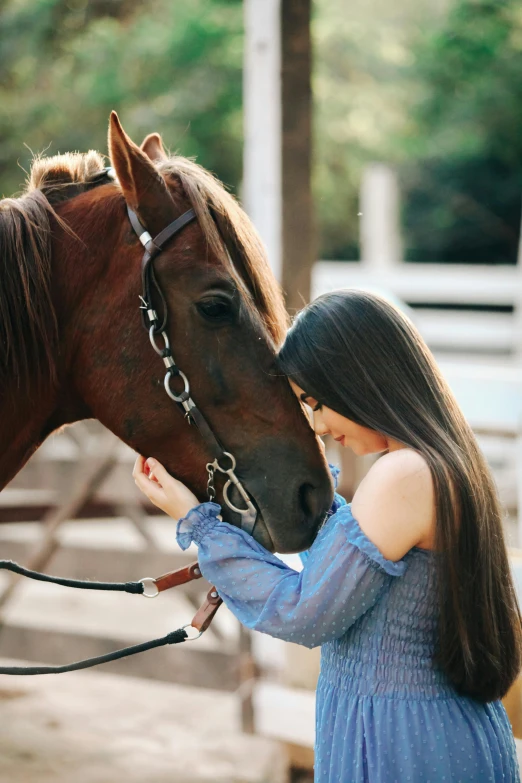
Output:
[351, 449, 435, 562]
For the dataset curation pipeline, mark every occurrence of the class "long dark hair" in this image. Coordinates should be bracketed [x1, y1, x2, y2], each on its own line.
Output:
[278, 288, 522, 702]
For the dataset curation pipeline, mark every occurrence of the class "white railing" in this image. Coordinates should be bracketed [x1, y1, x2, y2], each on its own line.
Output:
[313, 260, 522, 357]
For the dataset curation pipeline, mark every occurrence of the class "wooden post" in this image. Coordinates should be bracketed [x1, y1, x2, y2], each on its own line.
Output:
[360, 164, 402, 270]
[243, 0, 283, 282]
[281, 0, 314, 313]
[243, 0, 314, 312]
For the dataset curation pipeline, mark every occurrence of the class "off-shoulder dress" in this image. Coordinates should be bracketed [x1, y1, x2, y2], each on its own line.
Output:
[176, 483, 519, 782]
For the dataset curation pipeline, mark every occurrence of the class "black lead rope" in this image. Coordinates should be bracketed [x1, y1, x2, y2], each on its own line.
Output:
[0, 629, 188, 675]
[0, 560, 144, 594]
[0, 561, 188, 675]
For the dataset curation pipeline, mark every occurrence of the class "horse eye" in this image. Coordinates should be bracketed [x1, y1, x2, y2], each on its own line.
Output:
[197, 298, 233, 321]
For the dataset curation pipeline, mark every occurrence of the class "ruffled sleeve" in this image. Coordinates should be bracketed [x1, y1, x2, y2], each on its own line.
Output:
[176, 502, 222, 550]
[345, 511, 406, 577]
[177, 500, 407, 648]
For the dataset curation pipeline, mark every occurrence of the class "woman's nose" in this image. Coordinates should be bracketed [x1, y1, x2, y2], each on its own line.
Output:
[313, 412, 329, 437]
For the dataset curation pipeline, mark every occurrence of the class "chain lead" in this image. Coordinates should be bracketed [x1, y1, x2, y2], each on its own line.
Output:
[206, 463, 216, 502]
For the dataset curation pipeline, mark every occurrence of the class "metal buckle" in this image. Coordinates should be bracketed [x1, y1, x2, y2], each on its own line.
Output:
[208, 453, 258, 526]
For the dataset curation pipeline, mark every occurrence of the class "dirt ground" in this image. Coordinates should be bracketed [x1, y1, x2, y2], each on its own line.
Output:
[0, 661, 285, 783]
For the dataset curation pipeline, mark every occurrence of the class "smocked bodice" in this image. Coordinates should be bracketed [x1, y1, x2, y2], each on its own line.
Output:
[320, 547, 453, 699]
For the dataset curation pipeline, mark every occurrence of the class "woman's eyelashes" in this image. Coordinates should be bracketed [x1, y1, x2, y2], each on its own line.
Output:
[298, 391, 323, 415]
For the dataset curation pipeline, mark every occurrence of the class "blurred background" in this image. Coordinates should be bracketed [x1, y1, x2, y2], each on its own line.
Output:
[1, 0, 522, 781]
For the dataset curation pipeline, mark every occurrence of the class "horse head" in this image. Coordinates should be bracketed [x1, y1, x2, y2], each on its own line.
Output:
[0, 113, 333, 553]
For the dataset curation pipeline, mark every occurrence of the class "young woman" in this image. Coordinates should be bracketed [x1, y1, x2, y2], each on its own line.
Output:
[134, 289, 521, 782]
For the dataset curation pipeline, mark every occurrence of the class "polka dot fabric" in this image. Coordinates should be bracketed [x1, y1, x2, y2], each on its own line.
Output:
[177, 501, 519, 782]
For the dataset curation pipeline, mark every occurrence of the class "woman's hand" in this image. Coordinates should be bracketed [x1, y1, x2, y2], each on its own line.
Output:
[133, 455, 199, 520]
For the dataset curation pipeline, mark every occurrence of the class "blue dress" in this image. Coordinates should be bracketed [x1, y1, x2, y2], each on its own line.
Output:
[177, 488, 519, 782]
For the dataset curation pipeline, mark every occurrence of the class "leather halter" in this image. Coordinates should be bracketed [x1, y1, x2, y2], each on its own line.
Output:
[125, 193, 258, 535]
[0, 168, 260, 674]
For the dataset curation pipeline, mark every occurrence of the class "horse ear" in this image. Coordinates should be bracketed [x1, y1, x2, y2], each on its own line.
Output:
[140, 132, 168, 162]
[108, 112, 176, 233]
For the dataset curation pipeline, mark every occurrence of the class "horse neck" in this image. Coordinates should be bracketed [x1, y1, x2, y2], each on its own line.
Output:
[0, 189, 115, 489]
[0, 388, 54, 490]
[0, 364, 92, 491]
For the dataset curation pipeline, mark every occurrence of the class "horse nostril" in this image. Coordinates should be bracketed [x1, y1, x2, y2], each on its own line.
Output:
[299, 482, 318, 524]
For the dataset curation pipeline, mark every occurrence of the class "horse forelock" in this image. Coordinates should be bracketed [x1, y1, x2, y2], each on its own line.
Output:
[26, 150, 289, 345]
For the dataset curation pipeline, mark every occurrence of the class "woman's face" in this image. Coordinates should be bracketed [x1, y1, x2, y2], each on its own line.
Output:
[289, 381, 390, 456]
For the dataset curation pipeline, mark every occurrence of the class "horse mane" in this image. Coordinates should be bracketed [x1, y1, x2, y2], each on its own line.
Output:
[0, 151, 106, 391]
[0, 148, 288, 392]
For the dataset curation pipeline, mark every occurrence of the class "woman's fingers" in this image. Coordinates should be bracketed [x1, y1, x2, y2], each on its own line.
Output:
[133, 456, 168, 511]
[145, 458, 171, 488]
[135, 467, 164, 501]
[133, 455, 200, 520]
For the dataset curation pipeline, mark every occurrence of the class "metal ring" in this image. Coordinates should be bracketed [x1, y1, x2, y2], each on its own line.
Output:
[213, 452, 237, 474]
[223, 479, 252, 516]
[164, 370, 190, 402]
[149, 326, 170, 356]
[182, 624, 204, 641]
[139, 577, 159, 598]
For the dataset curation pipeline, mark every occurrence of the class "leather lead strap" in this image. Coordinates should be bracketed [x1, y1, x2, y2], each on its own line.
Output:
[154, 562, 202, 592]
[191, 588, 223, 633]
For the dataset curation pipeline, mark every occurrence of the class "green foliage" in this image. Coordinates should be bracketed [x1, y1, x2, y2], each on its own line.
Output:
[0, 0, 243, 197]
[312, 0, 445, 259]
[399, 0, 522, 263]
[313, 0, 522, 263]
[2, 0, 519, 263]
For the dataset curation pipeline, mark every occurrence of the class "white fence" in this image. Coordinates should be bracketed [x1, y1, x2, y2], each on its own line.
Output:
[313, 260, 522, 358]
[311, 164, 522, 541]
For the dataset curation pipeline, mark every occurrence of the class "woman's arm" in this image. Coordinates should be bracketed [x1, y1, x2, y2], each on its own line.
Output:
[176, 502, 406, 648]
[133, 456, 407, 648]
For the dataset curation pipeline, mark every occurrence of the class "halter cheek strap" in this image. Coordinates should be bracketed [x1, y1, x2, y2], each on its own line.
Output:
[127, 201, 258, 536]
[127, 205, 196, 334]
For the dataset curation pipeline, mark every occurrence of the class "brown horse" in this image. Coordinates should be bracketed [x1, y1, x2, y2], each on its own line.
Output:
[0, 112, 332, 553]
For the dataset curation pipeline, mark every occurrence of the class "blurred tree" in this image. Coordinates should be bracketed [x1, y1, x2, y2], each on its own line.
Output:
[4, 0, 514, 265]
[312, 0, 448, 259]
[0, 0, 243, 197]
[399, 0, 522, 263]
